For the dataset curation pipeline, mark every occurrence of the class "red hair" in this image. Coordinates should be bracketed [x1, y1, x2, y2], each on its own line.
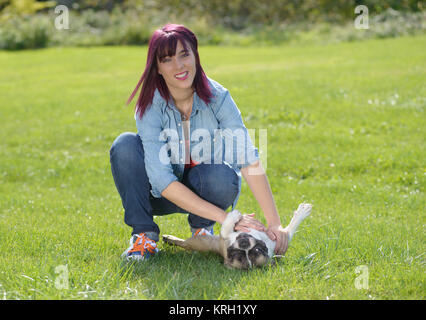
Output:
[127, 24, 213, 119]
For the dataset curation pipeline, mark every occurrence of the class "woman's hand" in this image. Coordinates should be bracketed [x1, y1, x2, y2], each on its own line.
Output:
[265, 225, 289, 255]
[234, 213, 267, 233]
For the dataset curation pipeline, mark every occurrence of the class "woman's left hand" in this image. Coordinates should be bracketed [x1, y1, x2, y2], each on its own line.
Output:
[265, 225, 288, 255]
[234, 213, 267, 233]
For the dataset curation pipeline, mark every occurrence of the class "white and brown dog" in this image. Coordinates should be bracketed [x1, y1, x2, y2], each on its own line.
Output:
[163, 203, 312, 269]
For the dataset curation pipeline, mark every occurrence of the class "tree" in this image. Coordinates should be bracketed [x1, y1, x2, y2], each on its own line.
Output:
[0, 0, 56, 18]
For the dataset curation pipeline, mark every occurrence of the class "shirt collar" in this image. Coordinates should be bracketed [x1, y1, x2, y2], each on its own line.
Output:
[164, 90, 207, 114]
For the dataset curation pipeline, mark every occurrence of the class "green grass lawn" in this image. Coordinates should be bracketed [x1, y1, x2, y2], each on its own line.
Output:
[0, 35, 425, 300]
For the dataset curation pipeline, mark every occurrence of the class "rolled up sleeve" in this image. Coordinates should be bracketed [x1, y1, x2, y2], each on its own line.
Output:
[136, 106, 178, 197]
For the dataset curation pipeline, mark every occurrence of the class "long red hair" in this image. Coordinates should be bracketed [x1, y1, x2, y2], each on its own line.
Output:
[127, 24, 213, 119]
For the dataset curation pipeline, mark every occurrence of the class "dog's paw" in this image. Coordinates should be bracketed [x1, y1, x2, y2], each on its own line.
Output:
[226, 210, 242, 224]
[295, 203, 312, 220]
[162, 234, 186, 248]
[162, 234, 182, 244]
[221, 210, 242, 238]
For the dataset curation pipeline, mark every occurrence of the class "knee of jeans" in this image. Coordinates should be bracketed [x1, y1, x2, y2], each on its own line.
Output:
[110, 132, 143, 167]
[189, 164, 239, 208]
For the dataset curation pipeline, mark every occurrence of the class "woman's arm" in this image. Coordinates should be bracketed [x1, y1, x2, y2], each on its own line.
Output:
[161, 181, 227, 224]
[240, 161, 288, 254]
[161, 181, 266, 232]
[240, 161, 281, 227]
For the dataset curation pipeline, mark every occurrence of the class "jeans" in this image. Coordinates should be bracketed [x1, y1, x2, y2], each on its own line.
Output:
[110, 132, 239, 242]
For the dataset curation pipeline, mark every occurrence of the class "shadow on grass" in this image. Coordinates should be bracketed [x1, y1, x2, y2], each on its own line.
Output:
[117, 242, 284, 299]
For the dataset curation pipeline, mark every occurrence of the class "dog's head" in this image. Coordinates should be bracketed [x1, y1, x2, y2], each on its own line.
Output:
[224, 233, 270, 270]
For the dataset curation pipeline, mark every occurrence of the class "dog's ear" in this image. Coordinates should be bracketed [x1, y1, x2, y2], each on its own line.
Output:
[268, 255, 284, 267]
[224, 259, 234, 269]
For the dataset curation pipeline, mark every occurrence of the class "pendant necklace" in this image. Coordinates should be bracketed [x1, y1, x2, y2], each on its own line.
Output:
[180, 94, 193, 121]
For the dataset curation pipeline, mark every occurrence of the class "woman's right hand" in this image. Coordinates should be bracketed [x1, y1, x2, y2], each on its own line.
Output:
[234, 213, 267, 233]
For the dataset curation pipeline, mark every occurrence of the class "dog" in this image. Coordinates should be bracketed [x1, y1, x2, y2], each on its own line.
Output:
[163, 203, 312, 269]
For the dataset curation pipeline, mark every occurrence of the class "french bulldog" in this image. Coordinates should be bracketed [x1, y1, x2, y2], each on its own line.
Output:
[163, 202, 312, 269]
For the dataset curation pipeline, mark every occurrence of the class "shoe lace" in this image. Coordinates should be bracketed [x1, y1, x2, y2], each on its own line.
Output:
[193, 228, 211, 237]
[128, 233, 157, 255]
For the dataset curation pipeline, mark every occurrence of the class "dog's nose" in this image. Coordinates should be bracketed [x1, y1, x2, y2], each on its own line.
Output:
[238, 238, 250, 249]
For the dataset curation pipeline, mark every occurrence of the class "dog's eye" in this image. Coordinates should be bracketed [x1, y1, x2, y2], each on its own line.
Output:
[255, 241, 268, 252]
[249, 244, 267, 256]
[227, 248, 246, 261]
[248, 245, 269, 267]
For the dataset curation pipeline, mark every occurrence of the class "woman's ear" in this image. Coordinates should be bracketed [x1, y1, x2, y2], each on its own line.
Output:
[156, 59, 162, 75]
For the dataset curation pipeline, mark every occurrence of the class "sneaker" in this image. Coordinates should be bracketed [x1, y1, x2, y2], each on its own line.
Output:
[121, 233, 159, 261]
[192, 227, 214, 237]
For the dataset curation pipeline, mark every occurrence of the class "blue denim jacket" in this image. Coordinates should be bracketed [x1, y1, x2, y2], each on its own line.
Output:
[135, 77, 259, 209]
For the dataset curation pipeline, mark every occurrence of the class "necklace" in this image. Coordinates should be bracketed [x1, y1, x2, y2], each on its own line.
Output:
[181, 108, 191, 120]
[179, 94, 193, 121]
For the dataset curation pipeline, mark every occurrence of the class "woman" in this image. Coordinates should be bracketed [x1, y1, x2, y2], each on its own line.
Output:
[110, 24, 288, 261]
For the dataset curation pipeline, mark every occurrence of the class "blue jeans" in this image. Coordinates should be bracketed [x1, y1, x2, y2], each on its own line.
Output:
[110, 132, 239, 242]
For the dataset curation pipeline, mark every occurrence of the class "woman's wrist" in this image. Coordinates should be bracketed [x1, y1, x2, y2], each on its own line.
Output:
[216, 210, 228, 225]
[266, 214, 281, 228]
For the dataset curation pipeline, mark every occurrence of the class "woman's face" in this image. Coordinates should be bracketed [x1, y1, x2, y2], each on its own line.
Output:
[157, 40, 196, 95]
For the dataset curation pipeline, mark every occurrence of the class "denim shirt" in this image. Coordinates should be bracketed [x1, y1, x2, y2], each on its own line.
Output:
[135, 77, 259, 209]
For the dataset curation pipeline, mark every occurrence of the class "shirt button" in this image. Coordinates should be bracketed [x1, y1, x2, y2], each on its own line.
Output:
[180, 158, 184, 163]
[180, 140, 183, 144]
[178, 123, 181, 126]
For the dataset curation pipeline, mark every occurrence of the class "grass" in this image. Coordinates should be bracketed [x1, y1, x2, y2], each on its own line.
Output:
[0, 34, 425, 300]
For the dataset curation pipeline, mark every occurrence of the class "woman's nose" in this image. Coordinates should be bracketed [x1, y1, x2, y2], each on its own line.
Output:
[174, 57, 184, 69]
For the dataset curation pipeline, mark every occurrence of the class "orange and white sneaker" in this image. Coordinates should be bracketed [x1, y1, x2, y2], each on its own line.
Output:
[192, 227, 214, 237]
[121, 233, 159, 261]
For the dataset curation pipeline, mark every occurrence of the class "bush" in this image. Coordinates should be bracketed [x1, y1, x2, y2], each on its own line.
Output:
[286, 8, 426, 45]
[49, 8, 153, 47]
[0, 14, 51, 50]
[0, 7, 424, 50]
[371, 7, 426, 38]
[332, 8, 426, 43]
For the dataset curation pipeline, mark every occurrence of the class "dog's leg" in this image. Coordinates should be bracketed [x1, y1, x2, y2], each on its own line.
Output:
[283, 203, 312, 243]
[163, 234, 222, 254]
[218, 210, 242, 260]
[162, 210, 242, 259]
[162, 234, 187, 248]
[220, 210, 242, 238]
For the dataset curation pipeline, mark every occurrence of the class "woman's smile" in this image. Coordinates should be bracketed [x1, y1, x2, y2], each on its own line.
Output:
[175, 71, 189, 80]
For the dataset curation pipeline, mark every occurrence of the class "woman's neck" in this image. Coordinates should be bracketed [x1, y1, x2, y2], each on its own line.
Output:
[170, 87, 194, 113]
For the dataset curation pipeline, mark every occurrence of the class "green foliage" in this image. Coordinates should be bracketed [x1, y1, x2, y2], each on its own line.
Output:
[57, 0, 425, 27]
[0, 1, 425, 50]
[0, 0, 56, 20]
[0, 6, 425, 50]
[0, 14, 50, 49]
